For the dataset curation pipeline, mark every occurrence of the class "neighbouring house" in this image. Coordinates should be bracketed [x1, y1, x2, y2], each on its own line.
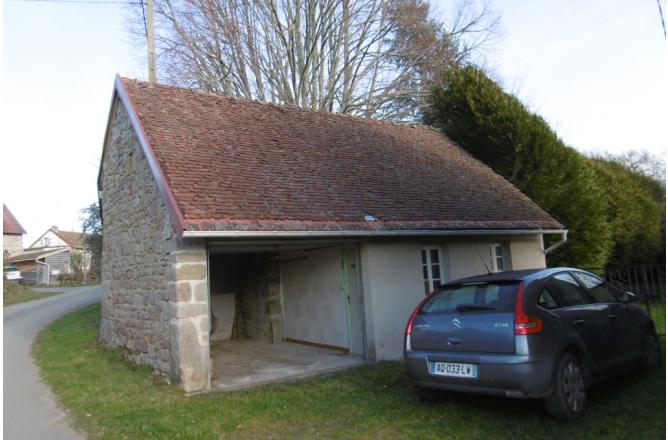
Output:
[28, 226, 92, 273]
[3, 205, 26, 258]
[7, 226, 92, 284]
[98, 76, 567, 393]
[5, 248, 70, 285]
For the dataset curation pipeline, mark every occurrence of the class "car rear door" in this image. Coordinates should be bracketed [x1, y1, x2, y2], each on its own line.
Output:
[542, 272, 616, 372]
[409, 282, 518, 354]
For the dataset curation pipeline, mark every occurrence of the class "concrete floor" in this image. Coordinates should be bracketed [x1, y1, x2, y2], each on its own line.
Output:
[210, 340, 365, 391]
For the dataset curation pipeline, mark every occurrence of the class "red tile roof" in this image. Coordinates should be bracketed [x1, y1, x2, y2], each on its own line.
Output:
[117, 77, 563, 233]
[53, 229, 86, 249]
[28, 227, 87, 250]
[3, 205, 26, 235]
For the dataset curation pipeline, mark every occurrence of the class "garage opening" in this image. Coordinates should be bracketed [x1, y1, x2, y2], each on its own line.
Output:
[208, 243, 365, 391]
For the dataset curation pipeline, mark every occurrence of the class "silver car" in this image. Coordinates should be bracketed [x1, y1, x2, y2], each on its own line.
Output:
[404, 268, 661, 419]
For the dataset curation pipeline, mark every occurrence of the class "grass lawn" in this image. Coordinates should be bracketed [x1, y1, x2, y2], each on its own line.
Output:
[35, 305, 665, 440]
[3, 282, 60, 307]
[648, 302, 666, 335]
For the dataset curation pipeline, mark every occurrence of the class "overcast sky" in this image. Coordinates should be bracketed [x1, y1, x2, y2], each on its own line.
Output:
[2, 0, 667, 245]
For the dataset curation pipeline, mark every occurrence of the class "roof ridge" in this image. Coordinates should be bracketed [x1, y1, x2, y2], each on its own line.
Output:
[118, 76, 438, 132]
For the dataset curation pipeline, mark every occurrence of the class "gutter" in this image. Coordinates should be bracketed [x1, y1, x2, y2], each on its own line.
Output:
[542, 230, 569, 255]
[182, 229, 567, 239]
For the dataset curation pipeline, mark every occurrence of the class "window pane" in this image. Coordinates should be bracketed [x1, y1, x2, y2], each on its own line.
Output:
[422, 265, 429, 280]
[421, 250, 427, 264]
[430, 249, 439, 263]
[574, 272, 618, 303]
[424, 281, 430, 295]
[546, 273, 592, 307]
[537, 288, 559, 309]
[433, 279, 441, 288]
[496, 256, 504, 271]
[431, 264, 441, 280]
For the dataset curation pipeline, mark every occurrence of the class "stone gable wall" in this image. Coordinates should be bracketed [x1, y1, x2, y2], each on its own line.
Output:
[100, 99, 210, 392]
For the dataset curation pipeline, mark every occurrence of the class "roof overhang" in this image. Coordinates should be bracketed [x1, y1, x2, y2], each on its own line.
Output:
[6, 247, 69, 263]
[183, 228, 567, 239]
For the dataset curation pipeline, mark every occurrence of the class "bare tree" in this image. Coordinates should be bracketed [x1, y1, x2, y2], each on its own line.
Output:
[129, 0, 499, 120]
[612, 150, 666, 184]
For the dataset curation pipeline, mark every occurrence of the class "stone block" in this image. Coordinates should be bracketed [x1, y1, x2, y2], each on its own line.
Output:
[193, 282, 208, 302]
[175, 264, 206, 281]
[173, 250, 207, 264]
[174, 319, 210, 393]
[170, 302, 208, 319]
[174, 282, 192, 301]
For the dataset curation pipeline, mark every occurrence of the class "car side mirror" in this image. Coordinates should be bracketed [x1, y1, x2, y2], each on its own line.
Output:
[621, 292, 637, 303]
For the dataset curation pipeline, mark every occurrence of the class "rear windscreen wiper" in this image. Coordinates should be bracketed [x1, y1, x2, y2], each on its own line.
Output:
[456, 304, 495, 312]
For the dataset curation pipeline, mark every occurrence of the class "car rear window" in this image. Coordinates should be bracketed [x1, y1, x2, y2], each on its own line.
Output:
[420, 282, 519, 314]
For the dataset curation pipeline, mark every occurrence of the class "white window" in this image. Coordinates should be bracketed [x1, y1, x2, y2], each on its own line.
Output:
[490, 243, 505, 272]
[43, 237, 51, 247]
[421, 247, 443, 295]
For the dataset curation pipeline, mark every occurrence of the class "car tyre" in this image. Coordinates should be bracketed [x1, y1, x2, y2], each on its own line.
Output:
[543, 352, 587, 420]
[641, 330, 662, 370]
[413, 385, 443, 402]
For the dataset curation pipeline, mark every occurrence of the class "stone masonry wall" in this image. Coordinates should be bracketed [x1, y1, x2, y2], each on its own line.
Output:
[3, 234, 23, 257]
[100, 99, 210, 393]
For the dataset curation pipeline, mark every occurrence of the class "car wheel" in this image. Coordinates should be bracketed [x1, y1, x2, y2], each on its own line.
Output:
[543, 352, 587, 420]
[641, 331, 661, 369]
[413, 385, 443, 402]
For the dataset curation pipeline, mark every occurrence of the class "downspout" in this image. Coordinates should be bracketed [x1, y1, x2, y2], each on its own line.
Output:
[543, 230, 569, 255]
[35, 259, 51, 286]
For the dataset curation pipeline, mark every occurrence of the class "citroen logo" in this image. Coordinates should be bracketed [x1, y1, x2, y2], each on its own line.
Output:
[449, 318, 462, 328]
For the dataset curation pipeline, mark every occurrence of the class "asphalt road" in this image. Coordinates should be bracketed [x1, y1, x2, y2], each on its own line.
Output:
[4, 285, 101, 440]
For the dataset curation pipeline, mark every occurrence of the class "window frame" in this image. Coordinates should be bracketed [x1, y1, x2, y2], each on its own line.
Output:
[490, 243, 505, 273]
[421, 247, 443, 295]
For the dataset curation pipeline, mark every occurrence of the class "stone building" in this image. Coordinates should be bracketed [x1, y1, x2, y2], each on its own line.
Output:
[97, 76, 566, 393]
[3, 205, 26, 258]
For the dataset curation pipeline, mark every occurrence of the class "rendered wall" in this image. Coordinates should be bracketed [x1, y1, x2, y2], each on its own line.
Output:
[28, 230, 68, 249]
[359, 240, 424, 361]
[509, 235, 546, 270]
[360, 235, 546, 360]
[280, 246, 349, 349]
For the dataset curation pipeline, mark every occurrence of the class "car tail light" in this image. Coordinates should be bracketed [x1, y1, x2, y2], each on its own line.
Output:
[514, 282, 543, 335]
[405, 290, 438, 351]
[405, 291, 436, 336]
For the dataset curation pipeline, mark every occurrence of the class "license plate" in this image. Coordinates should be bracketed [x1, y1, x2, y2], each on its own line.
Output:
[429, 361, 478, 378]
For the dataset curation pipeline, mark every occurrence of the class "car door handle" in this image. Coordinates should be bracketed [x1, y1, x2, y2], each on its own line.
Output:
[608, 314, 617, 319]
[574, 318, 586, 325]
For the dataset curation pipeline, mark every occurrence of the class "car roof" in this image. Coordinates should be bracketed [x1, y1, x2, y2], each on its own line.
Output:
[445, 267, 583, 286]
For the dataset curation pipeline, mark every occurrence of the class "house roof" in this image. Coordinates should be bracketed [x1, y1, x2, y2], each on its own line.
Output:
[5, 247, 69, 263]
[106, 76, 563, 235]
[3, 205, 26, 235]
[53, 229, 86, 249]
[28, 227, 86, 250]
